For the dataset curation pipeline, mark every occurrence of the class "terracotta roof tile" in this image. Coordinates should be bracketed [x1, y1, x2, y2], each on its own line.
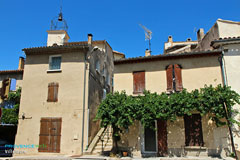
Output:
[0, 69, 23, 74]
[114, 50, 221, 64]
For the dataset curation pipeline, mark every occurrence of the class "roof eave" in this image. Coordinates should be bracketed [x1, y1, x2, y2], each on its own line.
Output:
[114, 50, 222, 65]
[23, 45, 89, 54]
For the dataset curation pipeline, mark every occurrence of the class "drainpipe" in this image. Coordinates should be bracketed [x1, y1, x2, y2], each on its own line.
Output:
[86, 107, 90, 148]
[81, 51, 87, 154]
[82, 44, 99, 153]
[219, 48, 238, 160]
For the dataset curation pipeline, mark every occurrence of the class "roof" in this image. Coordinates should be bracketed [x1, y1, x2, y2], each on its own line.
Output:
[23, 40, 113, 54]
[66, 40, 112, 50]
[23, 43, 89, 54]
[114, 50, 222, 64]
[0, 69, 23, 75]
[113, 50, 125, 57]
[217, 18, 240, 25]
[211, 37, 240, 48]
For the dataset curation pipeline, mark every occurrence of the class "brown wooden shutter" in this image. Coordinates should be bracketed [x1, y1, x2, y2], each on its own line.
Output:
[47, 83, 59, 102]
[53, 83, 59, 102]
[133, 71, 145, 94]
[50, 118, 62, 153]
[166, 65, 173, 92]
[1, 79, 10, 100]
[39, 118, 51, 152]
[174, 64, 183, 92]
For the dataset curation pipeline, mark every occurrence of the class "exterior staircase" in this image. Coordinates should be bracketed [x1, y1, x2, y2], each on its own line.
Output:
[92, 127, 113, 155]
[84, 126, 113, 155]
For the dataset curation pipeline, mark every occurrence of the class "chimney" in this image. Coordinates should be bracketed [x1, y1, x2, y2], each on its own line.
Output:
[168, 36, 173, 43]
[197, 28, 204, 42]
[88, 34, 93, 45]
[47, 30, 70, 46]
[18, 57, 25, 70]
[145, 49, 151, 57]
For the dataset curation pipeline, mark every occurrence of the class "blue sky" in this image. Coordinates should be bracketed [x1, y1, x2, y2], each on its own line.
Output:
[1, 0, 240, 70]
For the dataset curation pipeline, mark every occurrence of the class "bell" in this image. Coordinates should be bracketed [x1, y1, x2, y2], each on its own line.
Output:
[58, 13, 63, 21]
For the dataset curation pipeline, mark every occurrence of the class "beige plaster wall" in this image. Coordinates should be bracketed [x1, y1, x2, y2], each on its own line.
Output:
[218, 20, 240, 38]
[223, 44, 240, 151]
[14, 51, 88, 156]
[114, 56, 222, 95]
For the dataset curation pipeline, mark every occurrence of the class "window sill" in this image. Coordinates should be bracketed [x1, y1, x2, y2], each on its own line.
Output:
[132, 92, 144, 96]
[47, 69, 62, 73]
[184, 146, 206, 150]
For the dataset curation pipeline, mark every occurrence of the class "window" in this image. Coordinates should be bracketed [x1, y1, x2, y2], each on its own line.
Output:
[133, 71, 145, 94]
[101, 65, 105, 76]
[47, 82, 59, 102]
[95, 60, 100, 73]
[106, 72, 110, 86]
[184, 114, 204, 146]
[166, 64, 183, 92]
[10, 79, 17, 91]
[103, 89, 106, 100]
[49, 56, 61, 70]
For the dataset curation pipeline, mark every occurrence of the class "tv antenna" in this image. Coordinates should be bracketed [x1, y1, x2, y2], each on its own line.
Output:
[139, 24, 152, 52]
[50, 0, 68, 31]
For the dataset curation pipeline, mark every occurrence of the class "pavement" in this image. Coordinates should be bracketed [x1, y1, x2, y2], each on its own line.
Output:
[0, 155, 236, 160]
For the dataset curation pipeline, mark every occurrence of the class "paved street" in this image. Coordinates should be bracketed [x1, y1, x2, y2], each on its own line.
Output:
[0, 155, 236, 160]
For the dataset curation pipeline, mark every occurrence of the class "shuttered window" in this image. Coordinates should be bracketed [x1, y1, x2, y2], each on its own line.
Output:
[39, 118, 62, 153]
[133, 71, 145, 94]
[47, 82, 59, 102]
[184, 114, 204, 146]
[166, 64, 183, 92]
[1, 79, 10, 100]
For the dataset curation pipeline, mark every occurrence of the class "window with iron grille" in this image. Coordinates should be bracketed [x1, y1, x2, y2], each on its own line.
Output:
[49, 56, 61, 70]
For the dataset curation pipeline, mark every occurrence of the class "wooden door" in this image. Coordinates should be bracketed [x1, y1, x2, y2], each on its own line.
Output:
[157, 120, 168, 156]
[184, 114, 204, 146]
[39, 118, 62, 153]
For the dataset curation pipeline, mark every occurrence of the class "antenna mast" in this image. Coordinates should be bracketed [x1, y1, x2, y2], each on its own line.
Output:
[139, 24, 152, 52]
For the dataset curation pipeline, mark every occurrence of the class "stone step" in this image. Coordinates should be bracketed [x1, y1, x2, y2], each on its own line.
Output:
[94, 145, 112, 150]
[96, 139, 113, 144]
[96, 143, 113, 146]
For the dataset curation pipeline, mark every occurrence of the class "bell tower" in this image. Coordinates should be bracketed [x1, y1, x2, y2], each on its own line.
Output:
[47, 1, 70, 46]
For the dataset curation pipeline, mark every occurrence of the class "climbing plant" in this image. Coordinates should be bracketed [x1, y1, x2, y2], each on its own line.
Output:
[0, 88, 21, 124]
[95, 84, 240, 151]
